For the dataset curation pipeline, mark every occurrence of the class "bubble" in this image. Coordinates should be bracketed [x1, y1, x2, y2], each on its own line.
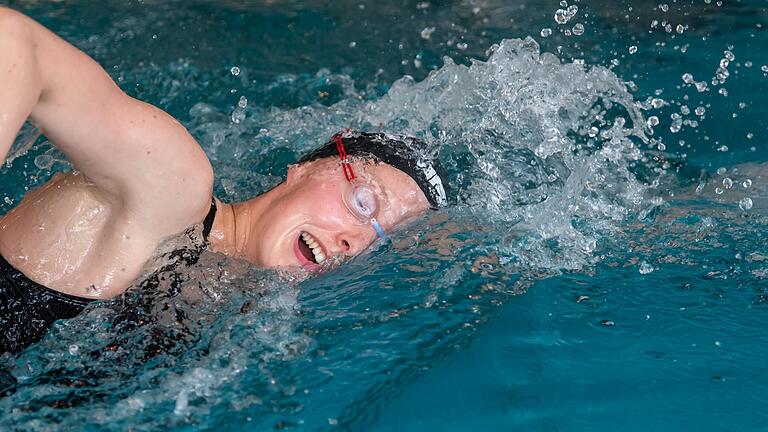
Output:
[676, 24, 684, 33]
[682, 73, 694, 83]
[724, 50, 735, 61]
[68, 344, 79, 355]
[456, 42, 468, 50]
[647, 116, 660, 127]
[420, 26, 436, 40]
[745, 61, 753, 67]
[554, 9, 568, 24]
[629, 46, 638, 54]
[650, 98, 664, 109]
[742, 179, 752, 188]
[762, 65, 768, 73]
[723, 177, 733, 189]
[746, 132, 754, 139]
[639, 261, 655, 274]
[348, 41, 357, 48]
[238, 96, 248, 108]
[717, 145, 729, 152]
[567, 4, 579, 17]
[572, 23, 585, 35]
[715, 187, 724, 195]
[680, 105, 690, 115]
[720, 58, 730, 69]
[695, 81, 707, 92]
[659, 4, 669, 12]
[695, 106, 706, 116]
[230, 66, 240, 76]
[716, 167, 727, 175]
[540, 28, 553, 37]
[719, 88, 728, 96]
[588, 126, 599, 137]
[739, 197, 753, 211]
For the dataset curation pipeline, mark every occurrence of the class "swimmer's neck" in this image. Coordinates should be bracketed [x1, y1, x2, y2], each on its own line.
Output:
[207, 183, 287, 263]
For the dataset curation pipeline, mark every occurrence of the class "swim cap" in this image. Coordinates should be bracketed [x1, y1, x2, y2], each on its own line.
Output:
[298, 131, 449, 209]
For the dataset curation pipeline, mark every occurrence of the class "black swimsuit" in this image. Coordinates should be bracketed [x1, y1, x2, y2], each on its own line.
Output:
[0, 198, 217, 354]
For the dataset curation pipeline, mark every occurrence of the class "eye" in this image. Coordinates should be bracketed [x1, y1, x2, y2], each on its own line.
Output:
[350, 186, 377, 219]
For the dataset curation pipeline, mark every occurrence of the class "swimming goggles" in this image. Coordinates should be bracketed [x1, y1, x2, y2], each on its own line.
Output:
[333, 133, 387, 239]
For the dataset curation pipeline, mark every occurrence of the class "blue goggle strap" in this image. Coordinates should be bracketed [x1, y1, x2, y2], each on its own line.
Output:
[370, 218, 387, 240]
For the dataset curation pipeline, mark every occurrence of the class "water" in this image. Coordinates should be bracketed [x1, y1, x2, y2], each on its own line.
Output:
[1, 0, 767, 430]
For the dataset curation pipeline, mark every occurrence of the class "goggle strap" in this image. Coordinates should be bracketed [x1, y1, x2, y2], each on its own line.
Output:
[333, 132, 356, 181]
[370, 218, 387, 239]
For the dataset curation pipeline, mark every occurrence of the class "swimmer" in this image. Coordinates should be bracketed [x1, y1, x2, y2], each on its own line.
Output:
[0, 8, 448, 353]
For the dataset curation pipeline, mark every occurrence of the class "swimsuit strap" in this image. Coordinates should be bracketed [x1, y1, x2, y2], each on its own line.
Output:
[202, 197, 217, 241]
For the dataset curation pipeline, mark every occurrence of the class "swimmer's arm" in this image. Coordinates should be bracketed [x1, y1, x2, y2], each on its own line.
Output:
[0, 10, 42, 165]
[0, 8, 213, 235]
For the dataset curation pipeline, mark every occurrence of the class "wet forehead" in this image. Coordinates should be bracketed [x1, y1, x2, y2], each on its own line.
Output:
[365, 162, 430, 229]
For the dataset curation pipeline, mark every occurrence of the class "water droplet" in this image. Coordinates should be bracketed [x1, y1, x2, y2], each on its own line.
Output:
[572, 23, 585, 35]
[420, 26, 436, 40]
[628, 46, 638, 54]
[742, 179, 752, 188]
[639, 261, 655, 274]
[230, 66, 240, 76]
[540, 28, 552, 37]
[723, 177, 733, 189]
[739, 197, 753, 211]
[554, 9, 568, 24]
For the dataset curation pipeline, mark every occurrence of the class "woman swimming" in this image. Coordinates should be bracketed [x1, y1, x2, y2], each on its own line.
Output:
[0, 7, 448, 353]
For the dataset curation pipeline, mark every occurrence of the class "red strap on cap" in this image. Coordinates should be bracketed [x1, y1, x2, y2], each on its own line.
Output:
[333, 130, 356, 181]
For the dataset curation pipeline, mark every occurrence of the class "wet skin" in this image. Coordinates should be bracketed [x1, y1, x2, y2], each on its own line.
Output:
[0, 7, 430, 300]
[0, 157, 430, 299]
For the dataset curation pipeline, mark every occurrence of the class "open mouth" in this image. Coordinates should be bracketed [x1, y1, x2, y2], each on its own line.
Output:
[296, 231, 326, 267]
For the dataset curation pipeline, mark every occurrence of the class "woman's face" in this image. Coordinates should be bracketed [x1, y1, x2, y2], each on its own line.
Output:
[248, 157, 431, 271]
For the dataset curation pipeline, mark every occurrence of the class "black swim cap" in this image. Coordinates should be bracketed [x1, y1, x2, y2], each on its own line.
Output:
[298, 131, 449, 209]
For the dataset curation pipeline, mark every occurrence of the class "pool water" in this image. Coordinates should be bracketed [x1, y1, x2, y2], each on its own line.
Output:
[1, 0, 767, 430]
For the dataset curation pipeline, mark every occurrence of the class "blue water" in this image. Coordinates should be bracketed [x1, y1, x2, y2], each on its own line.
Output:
[1, 1, 767, 430]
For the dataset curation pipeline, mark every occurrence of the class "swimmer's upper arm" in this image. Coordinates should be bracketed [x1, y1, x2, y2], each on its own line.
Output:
[0, 7, 213, 235]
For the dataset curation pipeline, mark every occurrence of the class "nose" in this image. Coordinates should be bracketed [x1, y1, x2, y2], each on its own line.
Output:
[334, 228, 375, 256]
